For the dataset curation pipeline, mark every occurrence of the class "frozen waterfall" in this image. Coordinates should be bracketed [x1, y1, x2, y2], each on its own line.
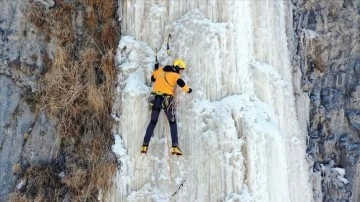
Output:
[110, 1, 313, 201]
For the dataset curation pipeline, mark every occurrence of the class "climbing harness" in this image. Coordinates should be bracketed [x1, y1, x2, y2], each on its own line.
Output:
[148, 92, 177, 122]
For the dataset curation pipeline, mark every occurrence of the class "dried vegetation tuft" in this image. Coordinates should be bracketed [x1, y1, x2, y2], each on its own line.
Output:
[11, 0, 120, 201]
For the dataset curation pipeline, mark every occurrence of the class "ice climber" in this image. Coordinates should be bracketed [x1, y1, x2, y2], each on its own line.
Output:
[141, 58, 192, 155]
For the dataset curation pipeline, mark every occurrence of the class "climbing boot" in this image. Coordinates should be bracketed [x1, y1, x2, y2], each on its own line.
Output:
[171, 146, 183, 156]
[140, 145, 148, 154]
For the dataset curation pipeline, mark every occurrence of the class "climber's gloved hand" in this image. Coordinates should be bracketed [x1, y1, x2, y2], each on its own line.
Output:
[154, 63, 159, 70]
[187, 88, 192, 93]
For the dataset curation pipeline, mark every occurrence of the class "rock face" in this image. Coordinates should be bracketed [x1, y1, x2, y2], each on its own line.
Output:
[1, 0, 119, 201]
[293, 0, 360, 201]
[0, 76, 32, 200]
[0, 1, 60, 201]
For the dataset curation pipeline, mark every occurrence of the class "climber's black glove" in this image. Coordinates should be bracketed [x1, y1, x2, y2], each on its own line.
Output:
[188, 88, 192, 93]
[154, 63, 159, 70]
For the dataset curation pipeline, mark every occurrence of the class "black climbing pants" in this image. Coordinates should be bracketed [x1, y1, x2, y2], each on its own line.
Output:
[143, 95, 178, 146]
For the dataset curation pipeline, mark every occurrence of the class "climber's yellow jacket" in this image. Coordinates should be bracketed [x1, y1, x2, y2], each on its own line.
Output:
[151, 65, 190, 96]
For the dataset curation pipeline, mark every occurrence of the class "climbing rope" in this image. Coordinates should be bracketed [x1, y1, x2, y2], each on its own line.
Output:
[163, 96, 186, 198]
[164, 113, 173, 186]
[165, 96, 177, 122]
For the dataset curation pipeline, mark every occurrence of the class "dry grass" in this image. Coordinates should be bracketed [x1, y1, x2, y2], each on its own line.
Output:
[85, 6, 97, 31]
[62, 164, 88, 190]
[27, 1, 74, 44]
[101, 50, 116, 91]
[40, 54, 85, 117]
[87, 83, 105, 112]
[8, 193, 31, 202]
[10, 0, 120, 201]
[9, 164, 64, 201]
[52, 3, 75, 43]
[27, 2, 48, 28]
[102, 19, 120, 50]
[90, 159, 117, 192]
[101, 1, 116, 21]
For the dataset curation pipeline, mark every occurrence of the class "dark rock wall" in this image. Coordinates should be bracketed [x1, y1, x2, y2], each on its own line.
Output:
[293, 0, 360, 201]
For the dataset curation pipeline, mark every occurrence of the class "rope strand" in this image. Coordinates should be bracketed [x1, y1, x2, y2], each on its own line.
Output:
[164, 114, 173, 186]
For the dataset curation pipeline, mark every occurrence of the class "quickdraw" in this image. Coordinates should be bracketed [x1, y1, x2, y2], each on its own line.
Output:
[171, 180, 186, 197]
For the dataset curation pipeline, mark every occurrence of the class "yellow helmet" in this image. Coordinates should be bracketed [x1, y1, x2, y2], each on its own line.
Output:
[173, 58, 186, 69]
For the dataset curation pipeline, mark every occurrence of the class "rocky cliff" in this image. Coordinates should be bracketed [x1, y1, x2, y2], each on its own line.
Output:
[293, 0, 360, 201]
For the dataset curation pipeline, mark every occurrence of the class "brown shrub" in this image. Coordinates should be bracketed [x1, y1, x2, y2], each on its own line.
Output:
[102, 19, 120, 50]
[85, 5, 97, 32]
[101, 0, 115, 20]
[27, 2, 48, 29]
[18, 0, 120, 201]
[8, 193, 31, 202]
